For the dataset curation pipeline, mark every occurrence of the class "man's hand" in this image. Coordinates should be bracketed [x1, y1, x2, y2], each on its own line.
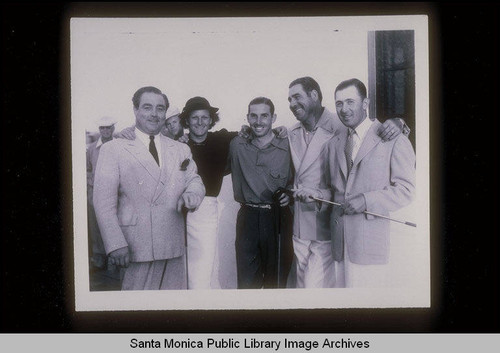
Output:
[178, 133, 190, 144]
[377, 118, 403, 142]
[292, 187, 321, 203]
[273, 125, 288, 139]
[108, 246, 130, 268]
[278, 192, 290, 207]
[238, 125, 251, 139]
[343, 194, 366, 215]
[177, 193, 202, 212]
[114, 125, 136, 140]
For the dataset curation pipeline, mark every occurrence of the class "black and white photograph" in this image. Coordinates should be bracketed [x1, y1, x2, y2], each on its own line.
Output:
[71, 15, 429, 311]
[2, 1, 500, 349]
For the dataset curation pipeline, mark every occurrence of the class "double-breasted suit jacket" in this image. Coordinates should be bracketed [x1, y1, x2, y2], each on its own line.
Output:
[93, 133, 205, 263]
[326, 119, 415, 265]
[288, 108, 345, 241]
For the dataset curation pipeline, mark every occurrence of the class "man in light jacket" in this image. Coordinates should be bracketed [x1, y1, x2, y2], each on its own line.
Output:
[325, 78, 415, 287]
[93, 86, 205, 290]
[288, 76, 407, 288]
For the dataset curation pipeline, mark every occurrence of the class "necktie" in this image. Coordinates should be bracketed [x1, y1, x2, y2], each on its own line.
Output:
[344, 129, 354, 175]
[149, 135, 159, 166]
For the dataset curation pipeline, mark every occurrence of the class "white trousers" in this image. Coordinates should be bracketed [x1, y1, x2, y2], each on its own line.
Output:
[292, 236, 337, 288]
[186, 197, 219, 289]
[335, 239, 389, 288]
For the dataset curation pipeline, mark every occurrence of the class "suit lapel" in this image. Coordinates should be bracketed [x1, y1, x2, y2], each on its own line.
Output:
[153, 136, 176, 202]
[352, 120, 382, 169]
[123, 139, 161, 181]
[335, 131, 348, 179]
[288, 126, 304, 174]
[297, 126, 331, 176]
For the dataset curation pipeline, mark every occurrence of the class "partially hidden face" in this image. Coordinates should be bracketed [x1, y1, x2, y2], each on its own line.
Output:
[288, 84, 317, 122]
[247, 103, 276, 138]
[99, 125, 115, 139]
[335, 85, 368, 129]
[187, 109, 212, 138]
[134, 92, 167, 135]
[165, 115, 182, 136]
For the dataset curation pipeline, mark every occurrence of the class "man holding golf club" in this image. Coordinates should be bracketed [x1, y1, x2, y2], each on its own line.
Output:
[228, 97, 293, 289]
[321, 78, 416, 287]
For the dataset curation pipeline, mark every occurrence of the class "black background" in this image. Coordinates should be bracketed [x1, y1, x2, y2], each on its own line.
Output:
[1, 2, 498, 333]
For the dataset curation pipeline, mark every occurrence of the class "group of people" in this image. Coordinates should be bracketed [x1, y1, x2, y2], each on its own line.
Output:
[86, 76, 415, 291]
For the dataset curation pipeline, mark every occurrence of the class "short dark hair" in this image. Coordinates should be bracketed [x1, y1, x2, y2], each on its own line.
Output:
[132, 86, 169, 110]
[335, 78, 367, 100]
[289, 76, 323, 102]
[247, 97, 275, 116]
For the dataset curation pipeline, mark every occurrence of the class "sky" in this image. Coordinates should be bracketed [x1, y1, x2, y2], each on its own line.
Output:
[71, 17, 371, 134]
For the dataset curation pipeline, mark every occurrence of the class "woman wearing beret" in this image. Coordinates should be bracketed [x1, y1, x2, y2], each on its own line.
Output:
[178, 97, 237, 289]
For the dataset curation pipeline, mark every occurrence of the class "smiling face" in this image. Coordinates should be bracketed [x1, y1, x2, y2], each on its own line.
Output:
[134, 92, 167, 135]
[187, 109, 212, 139]
[247, 103, 276, 138]
[335, 85, 369, 130]
[288, 84, 319, 123]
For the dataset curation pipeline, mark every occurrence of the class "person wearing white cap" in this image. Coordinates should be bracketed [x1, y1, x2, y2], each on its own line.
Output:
[162, 106, 184, 140]
[87, 116, 117, 272]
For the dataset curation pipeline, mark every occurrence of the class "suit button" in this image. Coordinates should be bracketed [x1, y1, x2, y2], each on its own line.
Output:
[335, 219, 339, 225]
[346, 192, 350, 196]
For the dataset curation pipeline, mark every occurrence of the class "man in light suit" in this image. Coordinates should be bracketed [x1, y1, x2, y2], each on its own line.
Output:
[325, 78, 415, 287]
[287, 77, 407, 288]
[87, 116, 116, 271]
[93, 86, 205, 290]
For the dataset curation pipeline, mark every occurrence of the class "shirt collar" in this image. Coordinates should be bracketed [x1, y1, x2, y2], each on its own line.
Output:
[293, 107, 330, 132]
[242, 134, 289, 151]
[352, 116, 373, 141]
[270, 135, 289, 151]
[135, 127, 160, 147]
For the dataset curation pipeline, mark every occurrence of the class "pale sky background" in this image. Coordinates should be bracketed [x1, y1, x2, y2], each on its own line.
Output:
[71, 16, 430, 311]
[72, 17, 371, 133]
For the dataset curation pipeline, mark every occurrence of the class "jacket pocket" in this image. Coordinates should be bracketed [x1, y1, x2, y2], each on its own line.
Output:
[117, 205, 138, 226]
[362, 219, 388, 256]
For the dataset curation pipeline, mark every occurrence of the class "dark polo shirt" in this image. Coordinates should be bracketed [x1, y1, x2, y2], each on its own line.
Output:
[228, 135, 292, 204]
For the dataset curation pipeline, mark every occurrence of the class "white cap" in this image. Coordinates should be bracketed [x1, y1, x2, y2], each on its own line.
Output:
[95, 116, 117, 127]
[166, 106, 180, 120]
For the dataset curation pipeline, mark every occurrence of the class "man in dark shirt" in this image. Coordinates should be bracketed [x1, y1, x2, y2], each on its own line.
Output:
[228, 97, 292, 289]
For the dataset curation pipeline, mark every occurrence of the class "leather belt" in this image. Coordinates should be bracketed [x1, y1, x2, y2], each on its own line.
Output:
[242, 203, 273, 209]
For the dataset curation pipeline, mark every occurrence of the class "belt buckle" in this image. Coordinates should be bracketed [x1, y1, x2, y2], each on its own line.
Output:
[245, 203, 272, 209]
